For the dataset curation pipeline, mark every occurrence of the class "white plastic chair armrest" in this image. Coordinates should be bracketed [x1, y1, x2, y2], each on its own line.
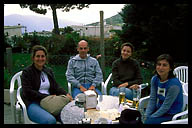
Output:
[9, 71, 23, 123]
[10, 71, 23, 94]
[17, 86, 36, 124]
[103, 73, 112, 95]
[68, 82, 72, 95]
[161, 118, 188, 124]
[172, 110, 188, 121]
[182, 82, 188, 96]
[138, 96, 150, 110]
[15, 101, 22, 111]
[101, 81, 107, 95]
[104, 73, 112, 87]
[10, 73, 18, 107]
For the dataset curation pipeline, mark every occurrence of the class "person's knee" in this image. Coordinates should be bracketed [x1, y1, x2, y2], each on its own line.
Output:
[72, 88, 82, 98]
[144, 117, 162, 124]
[144, 117, 156, 124]
[41, 116, 57, 124]
[109, 87, 119, 96]
[109, 88, 113, 95]
[95, 88, 102, 95]
[125, 89, 133, 100]
[29, 113, 57, 124]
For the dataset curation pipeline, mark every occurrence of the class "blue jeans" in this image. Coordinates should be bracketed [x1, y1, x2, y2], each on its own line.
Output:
[72, 83, 102, 98]
[144, 114, 174, 124]
[27, 102, 58, 124]
[109, 87, 133, 100]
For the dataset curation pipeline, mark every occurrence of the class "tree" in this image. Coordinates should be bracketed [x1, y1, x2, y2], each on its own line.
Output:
[120, 4, 189, 62]
[4, 33, 12, 52]
[60, 26, 74, 35]
[20, 4, 90, 35]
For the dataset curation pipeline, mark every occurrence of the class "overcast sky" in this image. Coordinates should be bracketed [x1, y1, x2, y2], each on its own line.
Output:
[4, 4, 125, 25]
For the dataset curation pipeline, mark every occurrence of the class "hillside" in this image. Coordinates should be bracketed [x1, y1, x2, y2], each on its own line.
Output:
[4, 13, 123, 32]
[86, 13, 123, 26]
[4, 14, 82, 32]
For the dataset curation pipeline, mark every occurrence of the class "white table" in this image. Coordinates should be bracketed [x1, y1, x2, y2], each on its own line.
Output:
[60, 95, 121, 124]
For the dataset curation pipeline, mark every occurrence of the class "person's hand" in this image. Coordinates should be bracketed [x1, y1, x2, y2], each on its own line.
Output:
[88, 85, 95, 90]
[129, 84, 140, 90]
[96, 54, 102, 59]
[118, 82, 128, 88]
[80, 85, 87, 92]
[66, 93, 73, 101]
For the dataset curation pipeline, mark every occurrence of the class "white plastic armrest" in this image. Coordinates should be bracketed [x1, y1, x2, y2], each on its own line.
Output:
[101, 81, 107, 95]
[10, 76, 17, 107]
[182, 82, 188, 96]
[161, 118, 188, 124]
[16, 101, 22, 111]
[138, 96, 150, 110]
[172, 110, 188, 121]
[68, 82, 72, 95]
[103, 73, 112, 94]
[9, 71, 23, 123]
[17, 86, 32, 124]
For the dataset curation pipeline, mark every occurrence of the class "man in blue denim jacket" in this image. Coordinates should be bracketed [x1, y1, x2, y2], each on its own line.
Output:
[66, 40, 103, 98]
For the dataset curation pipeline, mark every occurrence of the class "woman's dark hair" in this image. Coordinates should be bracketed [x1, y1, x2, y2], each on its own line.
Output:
[155, 54, 175, 79]
[31, 45, 48, 58]
[121, 42, 134, 53]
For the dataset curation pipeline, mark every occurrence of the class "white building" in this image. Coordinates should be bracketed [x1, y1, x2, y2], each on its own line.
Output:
[71, 25, 122, 38]
[28, 31, 52, 37]
[4, 24, 26, 38]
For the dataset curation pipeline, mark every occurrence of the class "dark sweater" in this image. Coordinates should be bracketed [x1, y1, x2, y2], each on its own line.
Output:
[21, 64, 68, 107]
[112, 57, 143, 88]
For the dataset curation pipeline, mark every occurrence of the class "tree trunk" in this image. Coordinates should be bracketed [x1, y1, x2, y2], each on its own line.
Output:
[51, 5, 60, 35]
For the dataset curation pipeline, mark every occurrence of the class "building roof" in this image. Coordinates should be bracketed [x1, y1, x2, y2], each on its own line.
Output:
[4, 25, 26, 29]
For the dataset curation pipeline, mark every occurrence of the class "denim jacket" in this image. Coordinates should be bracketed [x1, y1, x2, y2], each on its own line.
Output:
[66, 54, 103, 88]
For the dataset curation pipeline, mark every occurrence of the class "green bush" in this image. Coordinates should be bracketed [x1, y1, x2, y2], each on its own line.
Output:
[4, 53, 32, 89]
[4, 68, 12, 89]
[12, 53, 32, 73]
[58, 32, 79, 55]
[48, 55, 70, 66]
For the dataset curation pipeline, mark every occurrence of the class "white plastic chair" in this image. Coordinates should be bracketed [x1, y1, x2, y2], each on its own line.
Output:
[10, 71, 36, 124]
[103, 73, 112, 95]
[182, 82, 188, 96]
[9, 71, 23, 123]
[173, 66, 188, 96]
[17, 86, 37, 124]
[161, 93, 188, 124]
[173, 66, 188, 84]
[68, 81, 106, 95]
[138, 93, 188, 124]
[161, 118, 188, 124]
